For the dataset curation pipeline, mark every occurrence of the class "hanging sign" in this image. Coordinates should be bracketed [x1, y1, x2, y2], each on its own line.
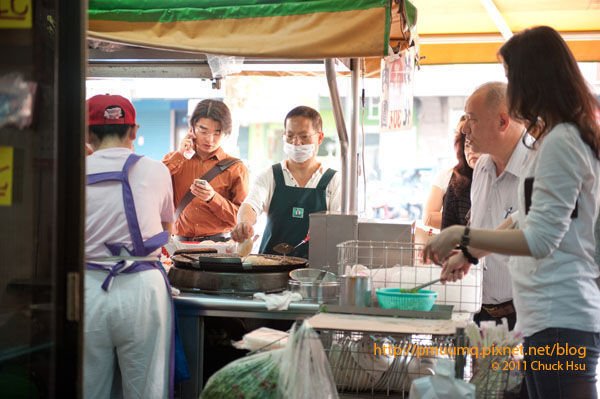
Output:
[0, 146, 13, 206]
[380, 48, 415, 131]
[0, 0, 32, 29]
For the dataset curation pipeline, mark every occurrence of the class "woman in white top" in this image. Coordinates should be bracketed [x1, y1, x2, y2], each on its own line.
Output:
[423, 116, 479, 230]
[424, 26, 600, 398]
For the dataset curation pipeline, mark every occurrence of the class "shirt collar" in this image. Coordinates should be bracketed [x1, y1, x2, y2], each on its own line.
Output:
[479, 131, 531, 178]
[281, 160, 324, 176]
[504, 132, 532, 178]
[91, 147, 132, 157]
[211, 147, 227, 161]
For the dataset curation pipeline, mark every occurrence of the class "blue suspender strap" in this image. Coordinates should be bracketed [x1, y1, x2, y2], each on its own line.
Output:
[119, 154, 145, 255]
[86, 153, 178, 397]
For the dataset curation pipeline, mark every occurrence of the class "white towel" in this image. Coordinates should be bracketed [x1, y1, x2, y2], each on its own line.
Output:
[253, 290, 303, 310]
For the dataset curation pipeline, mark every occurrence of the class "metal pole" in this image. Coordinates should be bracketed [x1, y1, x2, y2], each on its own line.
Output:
[349, 58, 361, 213]
[324, 59, 349, 213]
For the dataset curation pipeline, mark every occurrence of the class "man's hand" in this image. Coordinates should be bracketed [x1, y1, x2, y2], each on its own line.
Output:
[190, 179, 215, 202]
[178, 130, 196, 155]
[231, 221, 254, 243]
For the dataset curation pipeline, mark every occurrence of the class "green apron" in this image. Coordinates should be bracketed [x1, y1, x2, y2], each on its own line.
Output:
[259, 163, 336, 259]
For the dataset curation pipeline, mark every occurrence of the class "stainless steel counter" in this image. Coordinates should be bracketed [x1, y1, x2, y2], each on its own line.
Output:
[174, 293, 320, 399]
[175, 292, 320, 318]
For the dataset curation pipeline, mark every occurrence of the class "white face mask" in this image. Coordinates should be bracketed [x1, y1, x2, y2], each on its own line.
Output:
[283, 142, 316, 163]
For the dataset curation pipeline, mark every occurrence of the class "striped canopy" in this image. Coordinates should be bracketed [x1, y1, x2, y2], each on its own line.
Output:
[88, 0, 416, 59]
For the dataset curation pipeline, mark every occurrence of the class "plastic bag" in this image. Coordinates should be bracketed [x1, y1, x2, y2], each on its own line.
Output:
[278, 322, 338, 399]
[232, 327, 289, 351]
[466, 321, 524, 398]
[0, 73, 36, 129]
[201, 321, 338, 399]
[206, 54, 244, 78]
[409, 358, 475, 399]
[201, 347, 282, 399]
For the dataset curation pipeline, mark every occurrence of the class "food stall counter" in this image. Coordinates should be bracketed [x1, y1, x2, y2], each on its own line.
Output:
[174, 293, 320, 399]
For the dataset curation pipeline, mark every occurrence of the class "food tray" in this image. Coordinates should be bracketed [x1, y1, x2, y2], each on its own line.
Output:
[376, 289, 437, 311]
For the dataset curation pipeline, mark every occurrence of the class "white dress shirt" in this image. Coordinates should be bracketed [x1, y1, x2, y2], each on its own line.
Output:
[509, 123, 600, 337]
[243, 161, 341, 217]
[470, 135, 531, 304]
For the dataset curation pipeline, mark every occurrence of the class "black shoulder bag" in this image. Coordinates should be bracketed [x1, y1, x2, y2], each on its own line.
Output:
[174, 158, 241, 220]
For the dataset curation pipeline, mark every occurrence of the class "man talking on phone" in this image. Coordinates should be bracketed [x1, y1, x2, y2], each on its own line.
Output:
[163, 99, 249, 242]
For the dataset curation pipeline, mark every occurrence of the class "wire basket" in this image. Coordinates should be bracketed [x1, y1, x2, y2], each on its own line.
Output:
[316, 329, 465, 396]
[376, 288, 438, 311]
[337, 240, 482, 313]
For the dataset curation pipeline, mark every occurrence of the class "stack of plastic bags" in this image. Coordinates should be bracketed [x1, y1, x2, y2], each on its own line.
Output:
[466, 320, 524, 398]
[410, 319, 525, 398]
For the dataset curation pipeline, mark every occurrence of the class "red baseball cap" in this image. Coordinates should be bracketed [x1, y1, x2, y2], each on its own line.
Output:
[87, 94, 136, 126]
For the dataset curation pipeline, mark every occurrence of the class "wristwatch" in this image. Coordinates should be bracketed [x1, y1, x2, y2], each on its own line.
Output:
[459, 226, 479, 265]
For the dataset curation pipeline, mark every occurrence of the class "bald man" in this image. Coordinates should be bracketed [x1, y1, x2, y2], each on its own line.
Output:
[462, 81, 530, 330]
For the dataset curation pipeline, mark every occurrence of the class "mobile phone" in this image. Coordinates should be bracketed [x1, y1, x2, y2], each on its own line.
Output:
[195, 179, 207, 186]
[183, 136, 195, 159]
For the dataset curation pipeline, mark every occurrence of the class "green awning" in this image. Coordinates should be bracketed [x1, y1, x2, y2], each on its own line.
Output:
[88, 0, 407, 59]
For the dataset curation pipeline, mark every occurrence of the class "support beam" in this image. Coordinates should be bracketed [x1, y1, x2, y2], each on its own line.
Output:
[479, 0, 513, 41]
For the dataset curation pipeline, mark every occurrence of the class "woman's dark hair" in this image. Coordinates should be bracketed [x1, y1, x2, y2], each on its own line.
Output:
[89, 124, 133, 141]
[190, 99, 232, 135]
[284, 106, 323, 132]
[499, 26, 600, 158]
[449, 116, 473, 191]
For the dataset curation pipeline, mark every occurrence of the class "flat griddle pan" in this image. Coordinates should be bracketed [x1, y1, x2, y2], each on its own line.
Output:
[172, 252, 307, 273]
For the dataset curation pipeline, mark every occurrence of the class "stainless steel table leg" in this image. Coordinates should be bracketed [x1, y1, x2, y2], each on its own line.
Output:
[179, 315, 204, 399]
[455, 327, 466, 379]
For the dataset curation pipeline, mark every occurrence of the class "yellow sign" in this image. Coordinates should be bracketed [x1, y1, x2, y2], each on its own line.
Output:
[0, 0, 32, 29]
[0, 146, 13, 206]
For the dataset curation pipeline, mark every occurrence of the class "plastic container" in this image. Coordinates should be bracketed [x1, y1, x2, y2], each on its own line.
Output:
[376, 288, 437, 311]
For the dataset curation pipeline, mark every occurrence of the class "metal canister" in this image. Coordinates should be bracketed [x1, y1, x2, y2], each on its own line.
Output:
[338, 275, 372, 307]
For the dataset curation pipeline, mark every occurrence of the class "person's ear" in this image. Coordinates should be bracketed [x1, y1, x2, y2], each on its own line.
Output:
[498, 112, 510, 131]
[317, 131, 325, 145]
[129, 124, 138, 141]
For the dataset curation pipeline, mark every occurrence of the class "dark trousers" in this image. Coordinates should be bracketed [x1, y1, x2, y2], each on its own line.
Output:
[474, 305, 517, 331]
[523, 328, 600, 399]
